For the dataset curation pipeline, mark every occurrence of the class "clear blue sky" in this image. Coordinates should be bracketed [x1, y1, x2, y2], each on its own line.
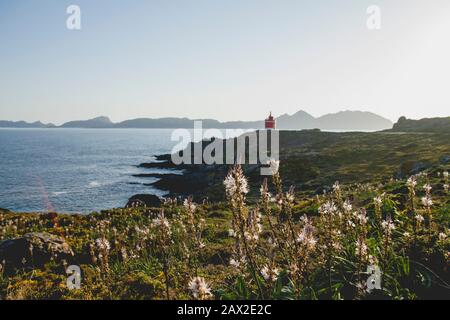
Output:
[1, 0, 449, 124]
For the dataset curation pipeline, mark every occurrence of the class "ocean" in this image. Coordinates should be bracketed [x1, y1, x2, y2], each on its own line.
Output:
[0, 128, 188, 213]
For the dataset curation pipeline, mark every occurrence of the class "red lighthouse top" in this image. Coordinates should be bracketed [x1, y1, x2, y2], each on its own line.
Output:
[265, 112, 276, 129]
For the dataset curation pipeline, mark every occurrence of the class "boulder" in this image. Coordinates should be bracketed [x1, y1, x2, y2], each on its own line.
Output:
[126, 194, 163, 208]
[0, 232, 74, 273]
[396, 161, 430, 178]
[440, 155, 450, 164]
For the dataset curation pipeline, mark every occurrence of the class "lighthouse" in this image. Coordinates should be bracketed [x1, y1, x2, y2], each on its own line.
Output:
[265, 112, 276, 129]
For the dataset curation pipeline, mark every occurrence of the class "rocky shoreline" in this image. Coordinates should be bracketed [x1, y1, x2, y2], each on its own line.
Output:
[126, 153, 233, 207]
[126, 130, 450, 208]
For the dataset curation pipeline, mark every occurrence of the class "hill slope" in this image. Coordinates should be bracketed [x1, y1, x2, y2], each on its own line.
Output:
[390, 116, 450, 133]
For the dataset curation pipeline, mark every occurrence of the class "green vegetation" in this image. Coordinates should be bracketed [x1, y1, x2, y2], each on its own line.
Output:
[0, 162, 448, 300]
[390, 116, 450, 133]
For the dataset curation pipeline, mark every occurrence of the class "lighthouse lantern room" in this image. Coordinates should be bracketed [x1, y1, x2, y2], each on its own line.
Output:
[265, 112, 276, 129]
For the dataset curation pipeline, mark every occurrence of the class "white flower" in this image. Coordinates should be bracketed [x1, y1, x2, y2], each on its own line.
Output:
[343, 200, 352, 212]
[152, 212, 171, 231]
[286, 191, 295, 203]
[120, 247, 128, 260]
[229, 258, 242, 269]
[355, 239, 368, 258]
[423, 184, 432, 193]
[319, 201, 337, 215]
[332, 181, 340, 192]
[407, 176, 417, 189]
[261, 266, 279, 282]
[357, 213, 368, 225]
[415, 214, 425, 223]
[439, 233, 447, 241]
[183, 199, 196, 212]
[223, 167, 249, 197]
[95, 238, 110, 251]
[373, 196, 382, 206]
[381, 218, 395, 232]
[296, 231, 317, 250]
[267, 159, 280, 175]
[228, 229, 236, 237]
[188, 277, 212, 300]
[421, 196, 433, 207]
[259, 185, 272, 199]
[443, 171, 449, 178]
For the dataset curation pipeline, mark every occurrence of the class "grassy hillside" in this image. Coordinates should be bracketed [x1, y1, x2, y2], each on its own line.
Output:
[0, 163, 448, 300]
[390, 116, 450, 133]
[144, 131, 450, 202]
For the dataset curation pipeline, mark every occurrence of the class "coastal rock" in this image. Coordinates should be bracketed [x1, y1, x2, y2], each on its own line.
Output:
[0, 232, 74, 273]
[396, 161, 430, 178]
[440, 155, 450, 164]
[126, 194, 163, 208]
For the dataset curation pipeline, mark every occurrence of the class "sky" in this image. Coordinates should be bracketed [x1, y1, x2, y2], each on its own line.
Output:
[0, 0, 449, 125]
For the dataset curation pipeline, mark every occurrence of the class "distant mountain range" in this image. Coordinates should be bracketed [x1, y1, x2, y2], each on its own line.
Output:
[0, 120, 55, 128]
[0, 110, 393, 131]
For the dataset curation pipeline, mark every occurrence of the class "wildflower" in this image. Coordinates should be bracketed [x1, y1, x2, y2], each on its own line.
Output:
[224, 166, 249, 198]
[152, 212, 171, 229]
[296, 219, 317, 250]
[444, 184, 448, 192]
[229, 257, 246, 269]
[261, 265, 279, 282]
[381, 218, 395, 233]
[260, 185, 272, 199]
[228, 229, 236, 237]
[267, 159, 280, 175]
[439, 233, 447, 241]
[289, 263, 299, 275]
[120, 247, 128, 261]
[355, 238, 368, 259]
[423, 184, 432, 193]
[407, 176, 417, 189]
[183, 198, 196, 212]
[95, 238, 111, 252]
[319, 201, 337, 215]
[296, 230, 317, 250]
[188, 277, 213, 300]
[356, 281, 367, 293]
[421, 196, 433, 208]
[415, 214, 425, 223]
[368, 255, 378, 266]
[373, 196, 382, 206]
[246, 209, 262, 242]
[285, 189, 295, 203]
[443, 171, 449, 178]
[229, 258, 240, 269]
[332, 181, 341, 193]
[357, 213, 368, 225]
[343, 200, 352, 212]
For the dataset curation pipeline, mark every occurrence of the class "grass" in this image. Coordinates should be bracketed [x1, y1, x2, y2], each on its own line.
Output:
[0, 163, 448, 300]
